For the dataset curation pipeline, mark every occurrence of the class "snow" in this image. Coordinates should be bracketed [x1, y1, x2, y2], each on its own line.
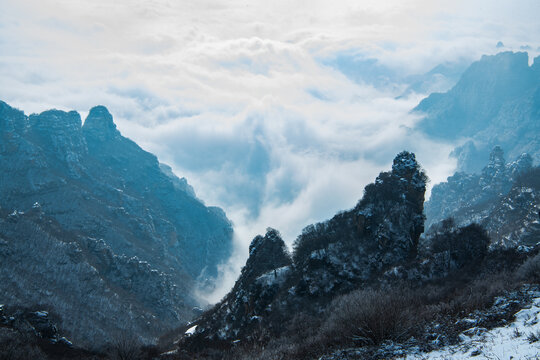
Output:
[161, 349, 178, 355]
[184, 325, 197, 335]
[256, 266, 291, 287]
[35, 310, 48, 318]
[406, 296, 540, 359]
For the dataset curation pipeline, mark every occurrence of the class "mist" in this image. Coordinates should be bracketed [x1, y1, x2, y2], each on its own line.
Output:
[2, 0, 539, 302]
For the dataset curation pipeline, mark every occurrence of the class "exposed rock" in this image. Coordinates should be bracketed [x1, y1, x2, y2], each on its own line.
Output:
[0, 100, 234, 346]
[425, 146, 538, 247]
[187, 229, 292, 345]
[414, 51, 540, 172]
[82, 105, 119, 141]
[182, 151, 428, 349]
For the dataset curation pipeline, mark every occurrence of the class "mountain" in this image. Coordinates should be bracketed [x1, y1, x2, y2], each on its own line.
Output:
[178, 151, 540, 360]
[0, 101, 233, 346]
[414, 51, 540, 173]
[182, 151, 428, 348]
[425, 146, 539, 247]
[398, 60, 470, 98]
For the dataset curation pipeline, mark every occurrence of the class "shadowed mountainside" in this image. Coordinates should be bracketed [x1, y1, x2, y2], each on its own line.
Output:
[0, 101, 233, 346]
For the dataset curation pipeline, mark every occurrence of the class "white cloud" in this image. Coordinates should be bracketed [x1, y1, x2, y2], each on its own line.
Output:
[1, 0, 539, 301]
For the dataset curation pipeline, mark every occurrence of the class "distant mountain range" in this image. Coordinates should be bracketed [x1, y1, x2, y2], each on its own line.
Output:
[414, 51, 540, 173]
[0, 101, 233, 346]
[1, 50, 539, 359]
[417, 51, 540, 246]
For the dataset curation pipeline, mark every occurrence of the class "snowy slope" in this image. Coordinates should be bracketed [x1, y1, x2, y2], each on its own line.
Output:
[407, 293, 540, 360]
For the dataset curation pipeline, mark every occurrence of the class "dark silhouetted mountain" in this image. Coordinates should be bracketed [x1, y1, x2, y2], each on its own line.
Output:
[425, 146, 539, 247]
[0, 100, 233, 346]
[182, 151, 427, 348]
[414, 51, 540, 173]
[178, 151, 540, 360]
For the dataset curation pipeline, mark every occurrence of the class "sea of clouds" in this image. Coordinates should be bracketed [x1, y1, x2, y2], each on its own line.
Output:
[1, 0, 539, 301]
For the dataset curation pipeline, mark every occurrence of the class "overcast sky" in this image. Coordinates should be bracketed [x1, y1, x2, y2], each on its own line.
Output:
[1, 0, 539, 301]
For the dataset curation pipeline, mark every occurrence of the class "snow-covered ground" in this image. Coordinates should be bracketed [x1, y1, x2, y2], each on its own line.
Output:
[407, 296, 540, 359]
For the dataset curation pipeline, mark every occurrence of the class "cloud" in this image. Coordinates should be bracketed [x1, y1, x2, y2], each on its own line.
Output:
[1, 0, 539, 301]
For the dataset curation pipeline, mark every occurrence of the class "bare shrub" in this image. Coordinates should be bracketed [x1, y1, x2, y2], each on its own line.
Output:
[319, 287, 421, 347]
[527, 330, 540, 343]
[452, 272, 512, 315]
[0, 330, 47, 360]
[516, 253, 540, 283]
[109, 334, 143, 360]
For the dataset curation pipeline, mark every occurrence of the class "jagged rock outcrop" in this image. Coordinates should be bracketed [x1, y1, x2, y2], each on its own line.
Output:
[291, 151, 427, 298]
[0, 303, 107, 359]
[481, 167, 540, 248]
[182, 151, 428, 348]
[0, 306, 72, 348]
[425, 146, 538, 247]
[0, 100, 233, 346]
[414, 51, 540, 173]
[186, 229, 292, 346]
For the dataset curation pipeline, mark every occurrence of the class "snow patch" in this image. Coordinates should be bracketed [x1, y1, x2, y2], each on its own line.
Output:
[406, 296, 540, 359]
[184, 325, 197, 335]
[255, 266, 291, 287]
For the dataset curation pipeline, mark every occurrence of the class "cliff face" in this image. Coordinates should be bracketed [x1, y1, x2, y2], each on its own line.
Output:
[184, 151, 428, 347]
[414, 51, 540, 173]
[0, 101, 233, 346]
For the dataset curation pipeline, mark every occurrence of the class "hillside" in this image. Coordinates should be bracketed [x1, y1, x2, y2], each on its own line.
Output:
[0, 101, 233, 346]
[414, 51, 540, 173]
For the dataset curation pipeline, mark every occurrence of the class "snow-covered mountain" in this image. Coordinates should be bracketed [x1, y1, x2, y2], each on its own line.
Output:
[0, 101, 233, 346]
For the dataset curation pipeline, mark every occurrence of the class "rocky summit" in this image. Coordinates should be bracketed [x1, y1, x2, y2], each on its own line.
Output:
[414, 51, 540, 173]
[183, 151, 428, 349]
[177, 149, 540, 360]
[0, 100, 233, 346]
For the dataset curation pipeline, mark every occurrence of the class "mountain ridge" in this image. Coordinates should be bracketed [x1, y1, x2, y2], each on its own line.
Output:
[0, 100, 234, 346]
[414, 51, 540, 173]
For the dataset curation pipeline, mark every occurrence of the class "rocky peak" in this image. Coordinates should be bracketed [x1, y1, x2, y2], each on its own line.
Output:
[480, 146, 506, 183]
[242, 228, 291, 285]
[0, 102, 28, 154]
[82, 105, 119, 141]
[391, 151, 427, 190]
[354, 151, 427, 263]
[27, 109, 88, 169]
[461, 51, 532, 91]
[0, 100, 234, 345]
[0, 101, 27, 133]
[415, 52, 537, 142]
[392, 151, 419, 177]
[361, 151, 426, 215]
[29, 109, 82, 131]
[425, 146, 536, 241]
[488, 145, 505, 166]
[488, 51, 529, 67]
[182, 152, 428, 349]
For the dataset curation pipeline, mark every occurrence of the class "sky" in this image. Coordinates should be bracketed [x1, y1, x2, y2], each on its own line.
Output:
[1, 0, 540, 301]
